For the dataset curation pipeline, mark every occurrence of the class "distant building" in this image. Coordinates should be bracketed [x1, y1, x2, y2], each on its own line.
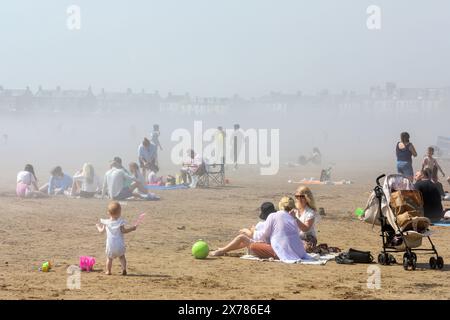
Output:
[0, 86, 33, 112]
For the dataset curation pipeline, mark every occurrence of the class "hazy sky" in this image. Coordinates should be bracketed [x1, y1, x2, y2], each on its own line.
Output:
[0, 0, 449, 97]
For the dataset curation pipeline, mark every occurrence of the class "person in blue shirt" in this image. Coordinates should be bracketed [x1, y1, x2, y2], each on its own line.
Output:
[138, 137, 157, 178]
[40, 166, 73, 195]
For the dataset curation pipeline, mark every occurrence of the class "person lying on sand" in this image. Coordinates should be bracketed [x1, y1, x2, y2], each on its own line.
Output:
[210, 202, 277, 256]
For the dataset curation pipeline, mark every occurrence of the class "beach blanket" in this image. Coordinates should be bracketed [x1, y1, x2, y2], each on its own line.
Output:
[432, 221, 450, 227]
[288, 179, 353, 185]
[240, 253, 337, 265]
[145, 184, 189, 190]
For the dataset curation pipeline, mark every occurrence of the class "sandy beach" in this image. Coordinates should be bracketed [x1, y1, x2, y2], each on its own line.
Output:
[0, 165, 449, 300]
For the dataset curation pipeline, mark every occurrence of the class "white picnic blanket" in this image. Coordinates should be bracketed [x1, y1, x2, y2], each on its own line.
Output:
[240, 253, 337, 265]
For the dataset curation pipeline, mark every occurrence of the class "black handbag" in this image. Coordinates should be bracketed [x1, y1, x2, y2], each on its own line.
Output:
[347, 248, 374, 263]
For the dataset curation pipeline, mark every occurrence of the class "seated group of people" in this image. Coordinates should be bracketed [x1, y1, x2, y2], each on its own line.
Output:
[15, 156, 161, 201]
[211, 186, 321, 262]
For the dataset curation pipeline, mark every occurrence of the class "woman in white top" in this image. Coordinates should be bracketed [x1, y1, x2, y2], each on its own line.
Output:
[16, 164, 47, 198]
[72, 163, 100, 198]
[292, 186, 320, 253]
[210, 202, 277, 256]
[147, 161, 163, 185]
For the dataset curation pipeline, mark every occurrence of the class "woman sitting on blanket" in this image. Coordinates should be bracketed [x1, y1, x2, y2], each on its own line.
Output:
[210, 202, 277, 256]
[248, 197, 311, 262]
[292, 186, 320, 253]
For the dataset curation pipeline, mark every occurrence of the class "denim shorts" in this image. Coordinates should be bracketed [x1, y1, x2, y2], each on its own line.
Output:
[397, 161, 414, 177]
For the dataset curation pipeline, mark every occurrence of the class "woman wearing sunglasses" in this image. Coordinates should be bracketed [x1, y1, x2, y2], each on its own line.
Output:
[293, 186, 320, 253]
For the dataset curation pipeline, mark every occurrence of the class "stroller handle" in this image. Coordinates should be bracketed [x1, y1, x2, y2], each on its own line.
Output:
[376, 174, 386, 186]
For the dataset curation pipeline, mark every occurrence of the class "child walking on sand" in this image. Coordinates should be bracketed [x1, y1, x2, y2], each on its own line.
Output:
[422, 146, 445, 182]
[96, 201, 137, 275]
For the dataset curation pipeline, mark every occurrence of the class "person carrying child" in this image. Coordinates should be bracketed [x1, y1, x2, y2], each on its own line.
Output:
[96, 202, 137, 275]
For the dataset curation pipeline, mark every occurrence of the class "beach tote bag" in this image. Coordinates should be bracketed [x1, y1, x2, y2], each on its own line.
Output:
[363, 191, 381, 226]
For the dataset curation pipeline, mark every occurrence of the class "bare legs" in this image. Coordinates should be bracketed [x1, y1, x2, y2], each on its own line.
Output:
[119, 256, 127, 275]
[39, 183, 49, 194]
[130, 181, 147, 194]
[105, 255, 127, 275]
[211, 234, 252, 256]
[105, 258, 113, 275]
[70, 180, 82, 196]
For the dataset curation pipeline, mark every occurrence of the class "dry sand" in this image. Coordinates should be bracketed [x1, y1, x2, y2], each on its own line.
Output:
[0, 166, 449, 300]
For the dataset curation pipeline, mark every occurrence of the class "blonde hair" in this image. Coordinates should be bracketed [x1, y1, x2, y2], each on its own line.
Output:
[108, 201, 122, 217]
[82, 163, 94, 184]
[278, 196, 295, 211]
[295, 186, 317, 211]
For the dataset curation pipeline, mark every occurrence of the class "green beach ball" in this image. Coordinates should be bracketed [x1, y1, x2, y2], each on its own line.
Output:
[192, 240, 209, 259]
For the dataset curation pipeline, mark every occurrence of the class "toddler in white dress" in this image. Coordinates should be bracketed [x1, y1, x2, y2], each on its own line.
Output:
[96, 201, 137, 275]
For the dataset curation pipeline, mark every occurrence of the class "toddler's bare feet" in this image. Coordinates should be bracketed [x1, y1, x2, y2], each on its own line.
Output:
[105, 271, 112, 275]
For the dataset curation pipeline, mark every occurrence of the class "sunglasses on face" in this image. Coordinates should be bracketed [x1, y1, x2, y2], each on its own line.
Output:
[295, 194, 306, 199]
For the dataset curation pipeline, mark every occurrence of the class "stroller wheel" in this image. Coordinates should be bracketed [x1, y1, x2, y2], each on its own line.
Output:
[402, 255, 409, 270]
[388, 254, 397, 265]
[429, 257, 437, 269]
[436, 256, 444, 270]
[410, 254, 417, 270]
[378, 253, 386, 265]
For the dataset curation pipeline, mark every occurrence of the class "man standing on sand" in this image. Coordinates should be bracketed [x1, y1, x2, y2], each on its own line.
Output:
[231, 124, 243, 170]
[214, 126, 226, 164]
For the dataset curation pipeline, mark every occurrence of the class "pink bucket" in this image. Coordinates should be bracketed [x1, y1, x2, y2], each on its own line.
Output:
[79, 256, 96, 272]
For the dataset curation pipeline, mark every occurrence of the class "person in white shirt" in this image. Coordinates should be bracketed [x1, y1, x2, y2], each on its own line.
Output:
[210, 202, 276, 256]
[147, 161, 163, 185]
[72, 163, 101, 198]
[292, 186, 320, 253]
[180, 149, 204, 188]
[16, 164, 47, 198]
[102, 160, 159, 201]
[96, 201, 137, 275]
[102, 161, 139, 200]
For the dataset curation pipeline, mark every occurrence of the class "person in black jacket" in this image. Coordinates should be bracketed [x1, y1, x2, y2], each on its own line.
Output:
[414, 168, 444, 222]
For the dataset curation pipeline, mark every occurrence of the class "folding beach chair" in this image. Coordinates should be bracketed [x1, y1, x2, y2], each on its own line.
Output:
[196, 162, 225, 188]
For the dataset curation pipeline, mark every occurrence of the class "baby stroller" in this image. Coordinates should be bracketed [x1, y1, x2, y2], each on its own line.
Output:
[365, 174, 444, 270]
